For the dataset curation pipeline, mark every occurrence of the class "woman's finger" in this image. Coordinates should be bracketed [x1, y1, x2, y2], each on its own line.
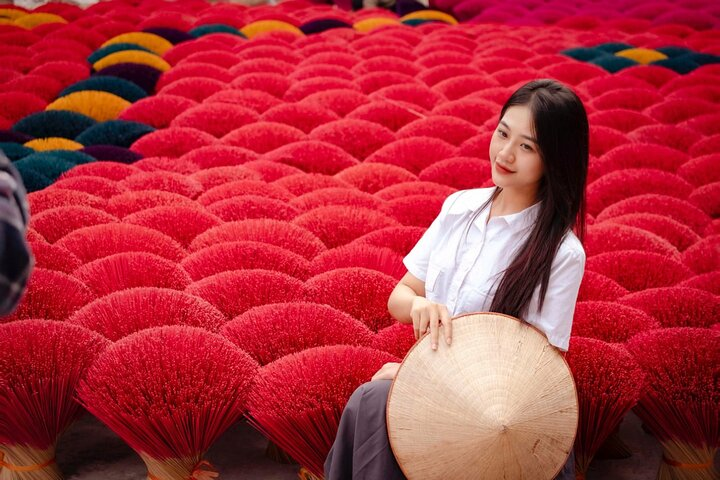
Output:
[440, 305, 452, 345]
[429, 307, 439, 351]
[412, 310, 420, 340]
[419, 309, 429, 339]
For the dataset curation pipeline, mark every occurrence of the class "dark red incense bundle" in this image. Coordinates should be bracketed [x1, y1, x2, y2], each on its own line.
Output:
[68, 287, 226, 341]
[221, 302, 373, 365]
[566, 337, 645, 478]
[310, 243, 405, 279]
[626, 328, 719, 480]
[0, 320, 109, 479]
[571, 301, 660, 343]
[77, 326, 258, 480]
[246, 345, 399, 477]
[372, 322, 417, 358]
[305, 267, 396, 331]
[3, 268, 95, 322]
[73, 252, 192, 296]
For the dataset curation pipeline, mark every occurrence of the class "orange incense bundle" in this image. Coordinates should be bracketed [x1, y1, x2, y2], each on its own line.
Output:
[77, 326, 258, 480]
[0, 320, 110, 480]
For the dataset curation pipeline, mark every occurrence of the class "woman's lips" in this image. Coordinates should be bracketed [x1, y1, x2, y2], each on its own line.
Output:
[495, 162, 514, 174]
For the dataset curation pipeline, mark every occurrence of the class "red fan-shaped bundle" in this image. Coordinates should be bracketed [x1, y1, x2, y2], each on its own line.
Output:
[262, 140, 359, 175]
[619, 287, 720, 329]
[29, 240, 82, 274]
[130, 127, 217, 158]
[120, 171, 204, 199]
[374, 181, 456, 201]
[186, 269, 306, 318]
[273, 173, 352, 196]
[352, 226, 426, 256]
[293, 205, 400, 249]
[334, 163, 417, 194]
[587, 169, 693, 217]
[123, 205, 221, 248]
[189, 165, 261, 190]
[105, 190, 197, 218]
[222, 302, 373, 365]
[27, 189, 107, 215]
[231, 72, 291, 99]
[30, 206, 117, 244]
[0, 320, 109, 478]
[577, 270, 629, 302]
[181, 241, 311, 281]
[53, 176, 126, 199]
[197, 179, 293, 206]
[189, 219, 326, 260]
[222, 121, 306, 154]
[593, 143, 688, 180]
[77, 326, 258, 480]
[566, 337, 645, 477]
[261, 103, 339, 134]
[372, 322, 416, 359]
[626, 328, 719, 480]
[572, 301, 660, 343]
[418, 156, 492, 190]
[680, 272, 720, 296]
[208, 194, 299, 222]
[683, 236, 720, 275]
[689, 182, 720, 217]
[246, 345, 398, 477]
[589, 109, 655, 133]
[73, 251, 192, 296]
[179, 145, 259, 169]
[69, 288, 226, 341]
[586, 250, 692, 292]
[346, 100, 425, 132]
[355, 71, 418, 95]
[382, 194, 447, 228]
[591, 88, 663, 112]
[596, 194, 711, 236]
[310, 243, 405, 279]
[309, 118, 395, 161]
[627, 124, 701, 152]
[300, 88, 371, 117]
[365, 137, 457, 175]
[603, 213, 700, 252]
[396, 115, 478, 146]
[305, 267, 396, 331]
[585, 223, 679, 258]
[283, 76, 356, 102]
[56, 223, 186, 263]
[61, 162, 141, 181]
[159, 77, 227, 103]
[677, 154, 720, 188]
[289, 187, 383, 213]
[5, 268, 94, 322]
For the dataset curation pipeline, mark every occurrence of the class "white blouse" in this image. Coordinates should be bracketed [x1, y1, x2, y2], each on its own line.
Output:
[403, 187, 586, 351]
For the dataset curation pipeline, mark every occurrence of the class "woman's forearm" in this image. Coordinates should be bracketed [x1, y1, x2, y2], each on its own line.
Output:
[387, 283, 420, 325]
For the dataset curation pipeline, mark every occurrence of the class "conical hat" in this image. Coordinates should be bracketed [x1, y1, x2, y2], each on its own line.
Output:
[386, 312, 578, 480]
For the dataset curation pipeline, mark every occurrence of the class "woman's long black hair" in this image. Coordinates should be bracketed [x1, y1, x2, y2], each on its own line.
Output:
[461, 79, 589, 319]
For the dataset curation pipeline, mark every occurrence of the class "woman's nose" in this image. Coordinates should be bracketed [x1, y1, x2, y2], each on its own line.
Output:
[498, 143, 514, 163]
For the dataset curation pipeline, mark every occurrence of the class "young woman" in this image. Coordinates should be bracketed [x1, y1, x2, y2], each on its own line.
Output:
[324, 79, 588, 480]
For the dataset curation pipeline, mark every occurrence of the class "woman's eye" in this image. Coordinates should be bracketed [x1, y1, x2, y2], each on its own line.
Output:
[497, 129, 507, 138]
[522, 144, 533, 151]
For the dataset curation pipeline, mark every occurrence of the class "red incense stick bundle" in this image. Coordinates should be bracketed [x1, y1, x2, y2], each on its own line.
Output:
[566, 337, 645, 478]
[77, 326, 258, 480]
[627, 328, 719, 480]
[0, 320, 110, 479]
[246, 345, 399, 478]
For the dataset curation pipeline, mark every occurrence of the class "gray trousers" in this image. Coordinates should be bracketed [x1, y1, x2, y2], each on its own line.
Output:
[325, 380, 576, 480]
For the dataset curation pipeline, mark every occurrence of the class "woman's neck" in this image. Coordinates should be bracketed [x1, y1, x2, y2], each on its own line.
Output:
[489, 187, 538, 218]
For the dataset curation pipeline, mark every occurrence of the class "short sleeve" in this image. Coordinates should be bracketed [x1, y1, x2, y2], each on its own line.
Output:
[531, 242, 586, 352]
[402, 190, 463, 282]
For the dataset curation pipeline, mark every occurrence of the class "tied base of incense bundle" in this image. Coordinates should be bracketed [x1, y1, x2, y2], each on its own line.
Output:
[142, 454, 219, 480]
[658, 440, 718, 480]
[0, 445, 60, 480]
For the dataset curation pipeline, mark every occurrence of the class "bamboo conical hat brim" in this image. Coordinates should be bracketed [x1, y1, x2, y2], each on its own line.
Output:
[386, 312, 578, 480]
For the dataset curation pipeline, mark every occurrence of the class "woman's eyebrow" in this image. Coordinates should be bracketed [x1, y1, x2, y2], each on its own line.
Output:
[499, 120, 538, 143]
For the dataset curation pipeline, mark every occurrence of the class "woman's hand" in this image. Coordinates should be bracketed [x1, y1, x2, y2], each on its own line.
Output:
[410, 296, 452, 351]
[372, 362, 401, 381]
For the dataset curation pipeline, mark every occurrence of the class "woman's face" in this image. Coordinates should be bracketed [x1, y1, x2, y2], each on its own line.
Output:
[488, 105, 544, 196]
